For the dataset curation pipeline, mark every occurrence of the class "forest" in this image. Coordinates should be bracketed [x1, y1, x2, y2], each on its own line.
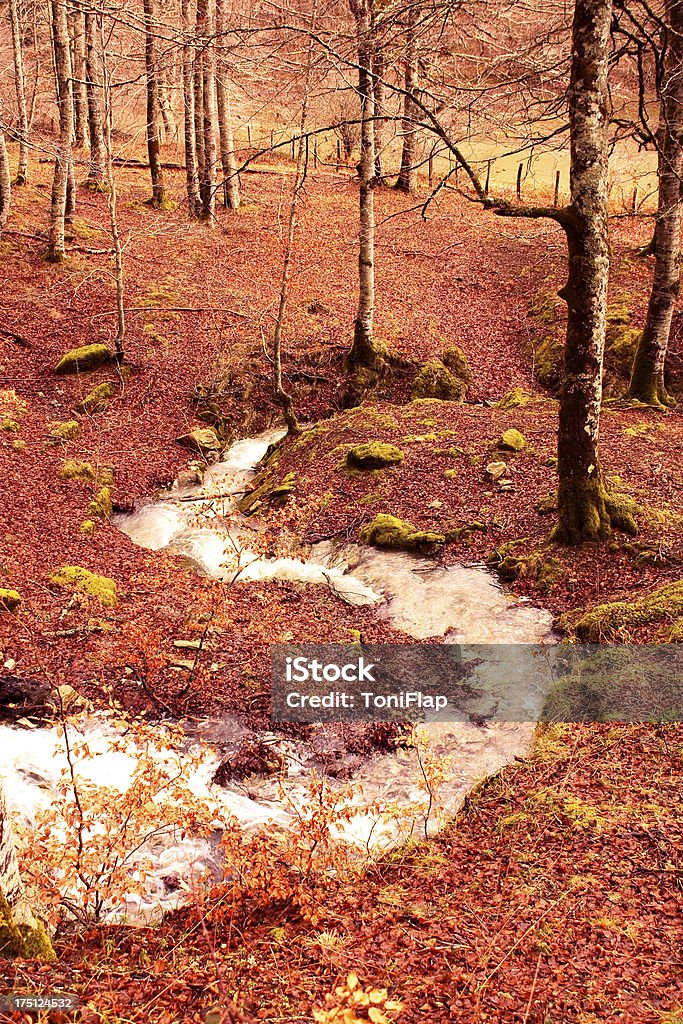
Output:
[0, 0, 682, 1020]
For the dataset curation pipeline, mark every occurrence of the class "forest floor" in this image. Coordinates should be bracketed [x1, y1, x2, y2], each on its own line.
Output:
[0, 151, 682, 1022]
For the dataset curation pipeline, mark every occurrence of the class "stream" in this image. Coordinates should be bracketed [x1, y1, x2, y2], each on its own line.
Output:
[0, 428, 555, 925]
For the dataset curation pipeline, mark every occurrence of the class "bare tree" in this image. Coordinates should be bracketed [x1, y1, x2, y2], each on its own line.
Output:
[143, 0, 166, 206]
[100, 12, 126, 359]
[84, 7, 106, 186]
[0, 118, 10, 232]
[216, 0, 240, 209]
[197, 0, 217, 221]
[181, 0, 201, 216]
[628, 0, 683, 408]
[69, 0, 89, 149]
[48, 0, 74, 262]
[9, 0, 29, 185]
[395, 3, 418, 193]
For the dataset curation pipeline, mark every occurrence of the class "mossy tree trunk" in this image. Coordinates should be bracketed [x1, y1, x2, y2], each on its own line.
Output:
[0, 780, 55, 961]
[143, 0, 166, 207]
[48, 0, 73, 263]
[84, 9, 106, 186]
[627, 0, 683, 408]
[395, 5, 417, 194]
[9, 0, 29, 185]
[347, 0, 380, 371]
[181, 0, 201, 217]
[554, 0, 614, 545]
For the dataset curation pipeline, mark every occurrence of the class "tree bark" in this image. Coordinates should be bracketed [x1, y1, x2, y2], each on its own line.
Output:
[395, 5, 418, 193]
[0, 126, 11, 232]
[0, 778, 55, 960]
[554, 0, 616, 544]
[158, 68, 176, 141]
[69, 0, 88, 149]
[627, 0, 683, 408]
[373, 42, 386, 182]
[194, 59, 205, 193]
[143, 0, 166, 206]
[9, 0, 29, 184]
[48, 0, 74, 262]
[84, 9, 106, 185]
[197, 0, 217, 221]
[347, 0, 378, 370]
[181, 0, 201, 216]
[216, 0, 240, 209]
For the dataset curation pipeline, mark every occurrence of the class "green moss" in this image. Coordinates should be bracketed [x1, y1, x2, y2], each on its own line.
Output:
[0, 889, 55, 961]
[359, 514, 445, 554]
[444, 468, 457, 479]
[1, 417, 20, 432]
[604, 493, 640, 536]
[88, 486, 113, 519]
[563, 579, 683, 641]
[495, 388, 533, 410]
[499, 428, 526, 452]
[535, 491, 558, 516]
[55, 343, 114, 374]
[48, 419, 80, 441]
[238, 454, 296, 516]
[12, 440, 26, 451]
[0, 588, 21, 612]
[606, 293, 632, 326]
[346, 443, 404, 469]
[533, 333, 563, 388]
[488, 549, 562, 593]
[412, 358, 467, 401]
[74, 380, 118, 414]
[50, 565, 118, 607]
[528, 288, 559, 324]
[604, 325, 641, 377]
[80, 519, 97, 536]
[175, 426, 221, 455]
[59, 459, 96, 482]
[441, 345, 471, 385]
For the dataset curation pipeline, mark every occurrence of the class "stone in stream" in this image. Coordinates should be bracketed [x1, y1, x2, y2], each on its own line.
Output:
[212, 736, 285, 785]
[175, 427, 222, 456]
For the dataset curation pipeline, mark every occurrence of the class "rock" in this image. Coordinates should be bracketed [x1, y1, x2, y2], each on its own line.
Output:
[74, 381, 118, 414]
[486, 461, 509, 481]
[0, 675, 54, 720]
[0, 589, 21, 613]
[88, 486, 113, 519]
[55, 343, 115, 374]
[499, 429, 526, 452]
[174, 467, 204, 493]
[359, 514, 445, 554]
[346, 442, 405, 470]
[412, 358, 467, 401]
[175, 427, 222, 455]
[48, 419, 80, 442]
[441, 344, 472, 386]
[59, 459, 96, 482]
[308, 301, 330, 315]
[212, 736, 285, 785]
[495, 388, 533, 410]
[49, 566, 118, 607]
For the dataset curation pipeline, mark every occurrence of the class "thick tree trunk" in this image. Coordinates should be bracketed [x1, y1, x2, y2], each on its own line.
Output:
[0, 779, 55, 960]
[48, 0, 73, 262]
[9, 0, 29, 184]
[69, 0, 88, 149]
[84, 9, 106, 185]
[181, 0, 201, 216]
[395, 6, 417, 193]
[0, 128, 11, 232]
[194, 61, 205, 192]
[347, 0, 378, 370]
[143, 0, 166, 206]
[627, 0, 683, 408]
[554, 0, 616, 544]
[197, 0, 217, 222]
[216, 0, 240, 209]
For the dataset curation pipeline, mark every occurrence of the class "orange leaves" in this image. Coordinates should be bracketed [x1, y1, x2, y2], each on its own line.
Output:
[312, 973, 403, 1024]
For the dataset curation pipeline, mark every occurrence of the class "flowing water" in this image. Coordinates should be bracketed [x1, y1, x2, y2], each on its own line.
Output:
[0, 427, 555, 924]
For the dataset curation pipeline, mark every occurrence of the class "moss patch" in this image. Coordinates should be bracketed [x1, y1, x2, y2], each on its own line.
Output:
[74, 381, 118, 414]
[59, 459, 96, 482]
[0, 588, 21, 612]
[55, 343, 114, 374]
[88, 486, 113, 519]
[499, 428, 526, 452]
[346, 442, 405, 469]
[412, 358, 467, 401]
[50, 565, 118, 607]
[176, 426, 222, 455]
[359, 514, 445, 554]
[48, 419, 80, 442]
[488, 549, 562, 593]
[496, 388, 533, 409]
[0, 891, 55, 961]
[562, 579, 683, 641]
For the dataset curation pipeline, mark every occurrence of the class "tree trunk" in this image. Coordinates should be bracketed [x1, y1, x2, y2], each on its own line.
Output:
[65, 155, 76, 223]
[0, 126, 11, 232]
[395, 6, 417, 193]
[197, 0, 217, 222]
[216, 0, 240, 209]
[84, 9, 106, 185]
[373, 42, 386, 182]
[69, 0, 88, 149]
[627, 0, 683, 408]
[9, 0, 29, 184]
[48, 0, 73, 262]
[181, 0, 201, 217]
[158, 69, 176, 141]
[0, 778, 55, 960]
[554, 0, 618, 544]
[143, 0, 166, 207]
[194, 60, 205, 193]
[347, 0, 378, 370]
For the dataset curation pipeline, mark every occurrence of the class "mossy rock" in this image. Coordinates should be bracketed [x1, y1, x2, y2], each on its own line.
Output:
[238, 470, 296, 516]
[50, 565, 118, 607]
[0, 588, 21, 612]
[346, 443, 405, 470]
[535, 491, 558, 516]
[528, 288, 560, 324]
[412, 359, 467, 401]
[74, 380, 118, 414]
[496, 388, 533, 410]
[176, 426, 222, 455]
[80, 519, 97, 536]
[499, 428, 526, 452]
[48, 419, 80, 442]
[490, 551, 562, 593]
[441, 345, 471, 385]
[359, 514, 445, 554]
[530, 333, 563, 389]
[55, 343, 114, 375]
[604, 325, 641, 378]
[88, 486, 113, 519]
[561, 579, 683, 642]
[1, 417, 20, 432]
[59, 459, 96, 482]
[0, 891, 55, 961]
